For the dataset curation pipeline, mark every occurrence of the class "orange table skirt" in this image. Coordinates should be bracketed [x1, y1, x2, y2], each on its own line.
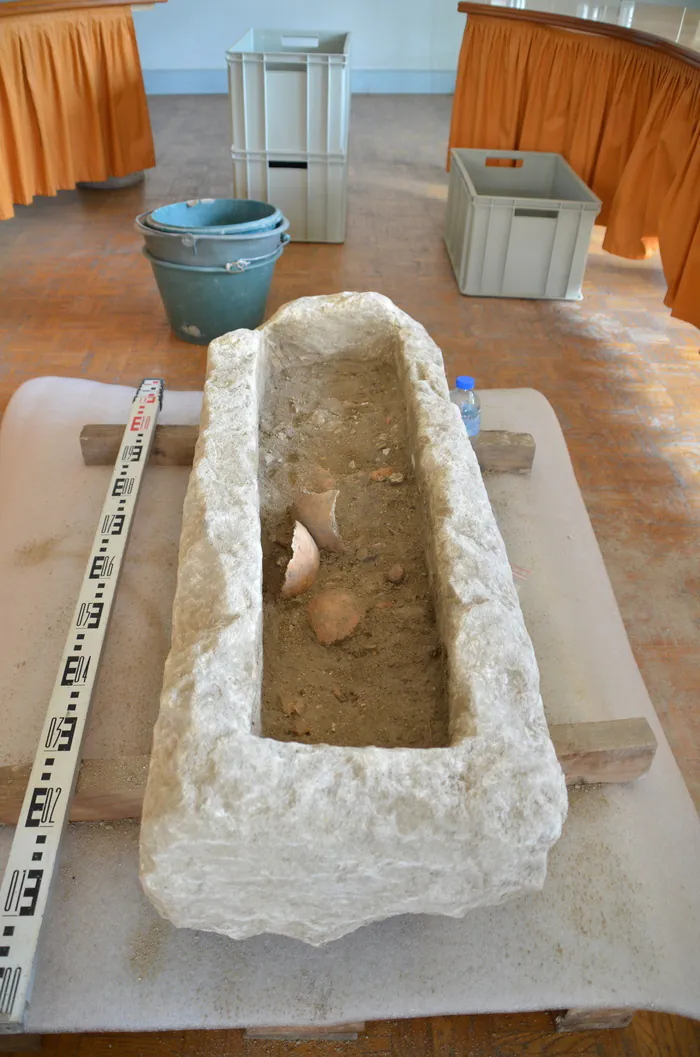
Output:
[449, 15, 700, 330]
[0, 6, 155, 220]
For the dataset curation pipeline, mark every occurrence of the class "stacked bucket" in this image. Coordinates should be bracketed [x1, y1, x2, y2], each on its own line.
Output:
[137, 198, 289, 345]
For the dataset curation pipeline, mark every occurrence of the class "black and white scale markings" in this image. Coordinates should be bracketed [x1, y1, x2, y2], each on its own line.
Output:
[0, 379, 164, 1031]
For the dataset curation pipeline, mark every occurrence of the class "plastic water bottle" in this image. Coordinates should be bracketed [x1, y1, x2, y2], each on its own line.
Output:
[450, 376, 481, 438]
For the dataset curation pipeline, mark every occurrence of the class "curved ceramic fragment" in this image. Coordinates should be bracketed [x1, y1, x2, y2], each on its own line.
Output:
[280, 522, 320, 599]
[292, 489, 344, 553]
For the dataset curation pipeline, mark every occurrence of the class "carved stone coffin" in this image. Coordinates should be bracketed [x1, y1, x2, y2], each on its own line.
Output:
[139, 293, 567, 946]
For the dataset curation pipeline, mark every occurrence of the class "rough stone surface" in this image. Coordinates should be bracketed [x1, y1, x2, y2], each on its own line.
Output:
[139, 292, 568, 946]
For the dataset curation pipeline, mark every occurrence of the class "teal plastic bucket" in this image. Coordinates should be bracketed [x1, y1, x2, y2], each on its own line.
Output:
[135, 211, 290, 266]
[144, 237, 288, 345]
[145, 198, 282, 236]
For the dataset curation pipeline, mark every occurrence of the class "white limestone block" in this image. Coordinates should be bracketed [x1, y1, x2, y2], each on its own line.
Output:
[139, 292, 567, 945]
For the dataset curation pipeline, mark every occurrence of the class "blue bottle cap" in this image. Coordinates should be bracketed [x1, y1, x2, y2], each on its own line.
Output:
[455, 376, 475, 391]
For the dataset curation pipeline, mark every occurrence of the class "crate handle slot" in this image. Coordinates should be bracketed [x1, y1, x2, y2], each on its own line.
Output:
[268, 160, 309, 170]
[280, 35, 319, 48]
[485, 157, 524, 168]
[514, 208, 559, 219]
[265, 61, 307, 73]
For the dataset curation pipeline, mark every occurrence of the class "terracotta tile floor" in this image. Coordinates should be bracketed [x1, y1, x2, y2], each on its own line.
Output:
[0, 94, 699, 1055]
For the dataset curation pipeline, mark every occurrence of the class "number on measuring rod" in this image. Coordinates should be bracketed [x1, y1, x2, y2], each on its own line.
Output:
[0, 378, 164, 1032]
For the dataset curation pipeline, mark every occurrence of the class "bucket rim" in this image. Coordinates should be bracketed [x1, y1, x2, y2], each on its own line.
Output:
[144, 198, 283, 235]
[142, 240, 287, 272]
[135, 212, 289, 244]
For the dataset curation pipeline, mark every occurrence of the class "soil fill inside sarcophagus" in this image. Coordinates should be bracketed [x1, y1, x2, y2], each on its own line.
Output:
[259, 355, 449, 750]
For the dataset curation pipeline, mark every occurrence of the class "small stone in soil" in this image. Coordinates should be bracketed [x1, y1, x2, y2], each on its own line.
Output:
[395, 603, 427, 621]
[279, 693, 301, 716]
[307, 588, 364, 646]
[310, 464, 335, 490]
[369, 466, 394, 482]
[388, 472, 405, 485]
[386, 563, 406, 584]
[331, 686, 345, 701]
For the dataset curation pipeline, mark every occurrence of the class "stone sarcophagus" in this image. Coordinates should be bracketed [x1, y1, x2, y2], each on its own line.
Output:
[139, 292, 567, 946]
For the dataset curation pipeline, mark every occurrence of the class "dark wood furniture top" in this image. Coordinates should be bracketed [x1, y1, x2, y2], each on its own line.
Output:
[0, 0, 165, 17]
[457, 2, 700, 70]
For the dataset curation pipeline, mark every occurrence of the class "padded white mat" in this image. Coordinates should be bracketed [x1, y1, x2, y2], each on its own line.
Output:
[1, 377, 699, 1032]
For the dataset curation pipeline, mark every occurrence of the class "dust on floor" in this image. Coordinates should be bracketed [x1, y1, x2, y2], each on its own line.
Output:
[259, 355, 449, 750]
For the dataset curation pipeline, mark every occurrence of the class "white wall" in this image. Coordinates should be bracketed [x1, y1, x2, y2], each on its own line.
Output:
[133, 0, 465, 93]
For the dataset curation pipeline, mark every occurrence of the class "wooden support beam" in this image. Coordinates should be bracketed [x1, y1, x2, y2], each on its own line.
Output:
[551, 718, 657, 787]
[245, 1022, 365, 1041]
[80, 423, 198, 467]
[556, 1008, 635, 1032]
[472, 429, 535, 473]
[0, 719, 656, 826]
[80, 424, 536, 474]
[0, 757, 148, 825]
[0, 1036, 43, 1053]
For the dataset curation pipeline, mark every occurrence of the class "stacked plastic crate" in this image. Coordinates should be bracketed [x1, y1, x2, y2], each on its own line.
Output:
[445, 149, 601, 300]
[228, 30, 351, 244]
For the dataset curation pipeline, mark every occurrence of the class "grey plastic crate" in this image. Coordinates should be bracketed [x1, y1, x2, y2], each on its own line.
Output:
[445, 149, 601, 300]
[227, 30, 350, 156]
[232, 149, 347, 243]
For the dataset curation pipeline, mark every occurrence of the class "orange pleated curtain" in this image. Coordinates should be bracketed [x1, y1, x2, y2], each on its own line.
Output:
[0, 6, 155, 220]
[449, 14, 700, 330]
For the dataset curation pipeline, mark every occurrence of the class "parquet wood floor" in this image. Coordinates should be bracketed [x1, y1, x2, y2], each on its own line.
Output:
[0, 95, 698, 1056]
